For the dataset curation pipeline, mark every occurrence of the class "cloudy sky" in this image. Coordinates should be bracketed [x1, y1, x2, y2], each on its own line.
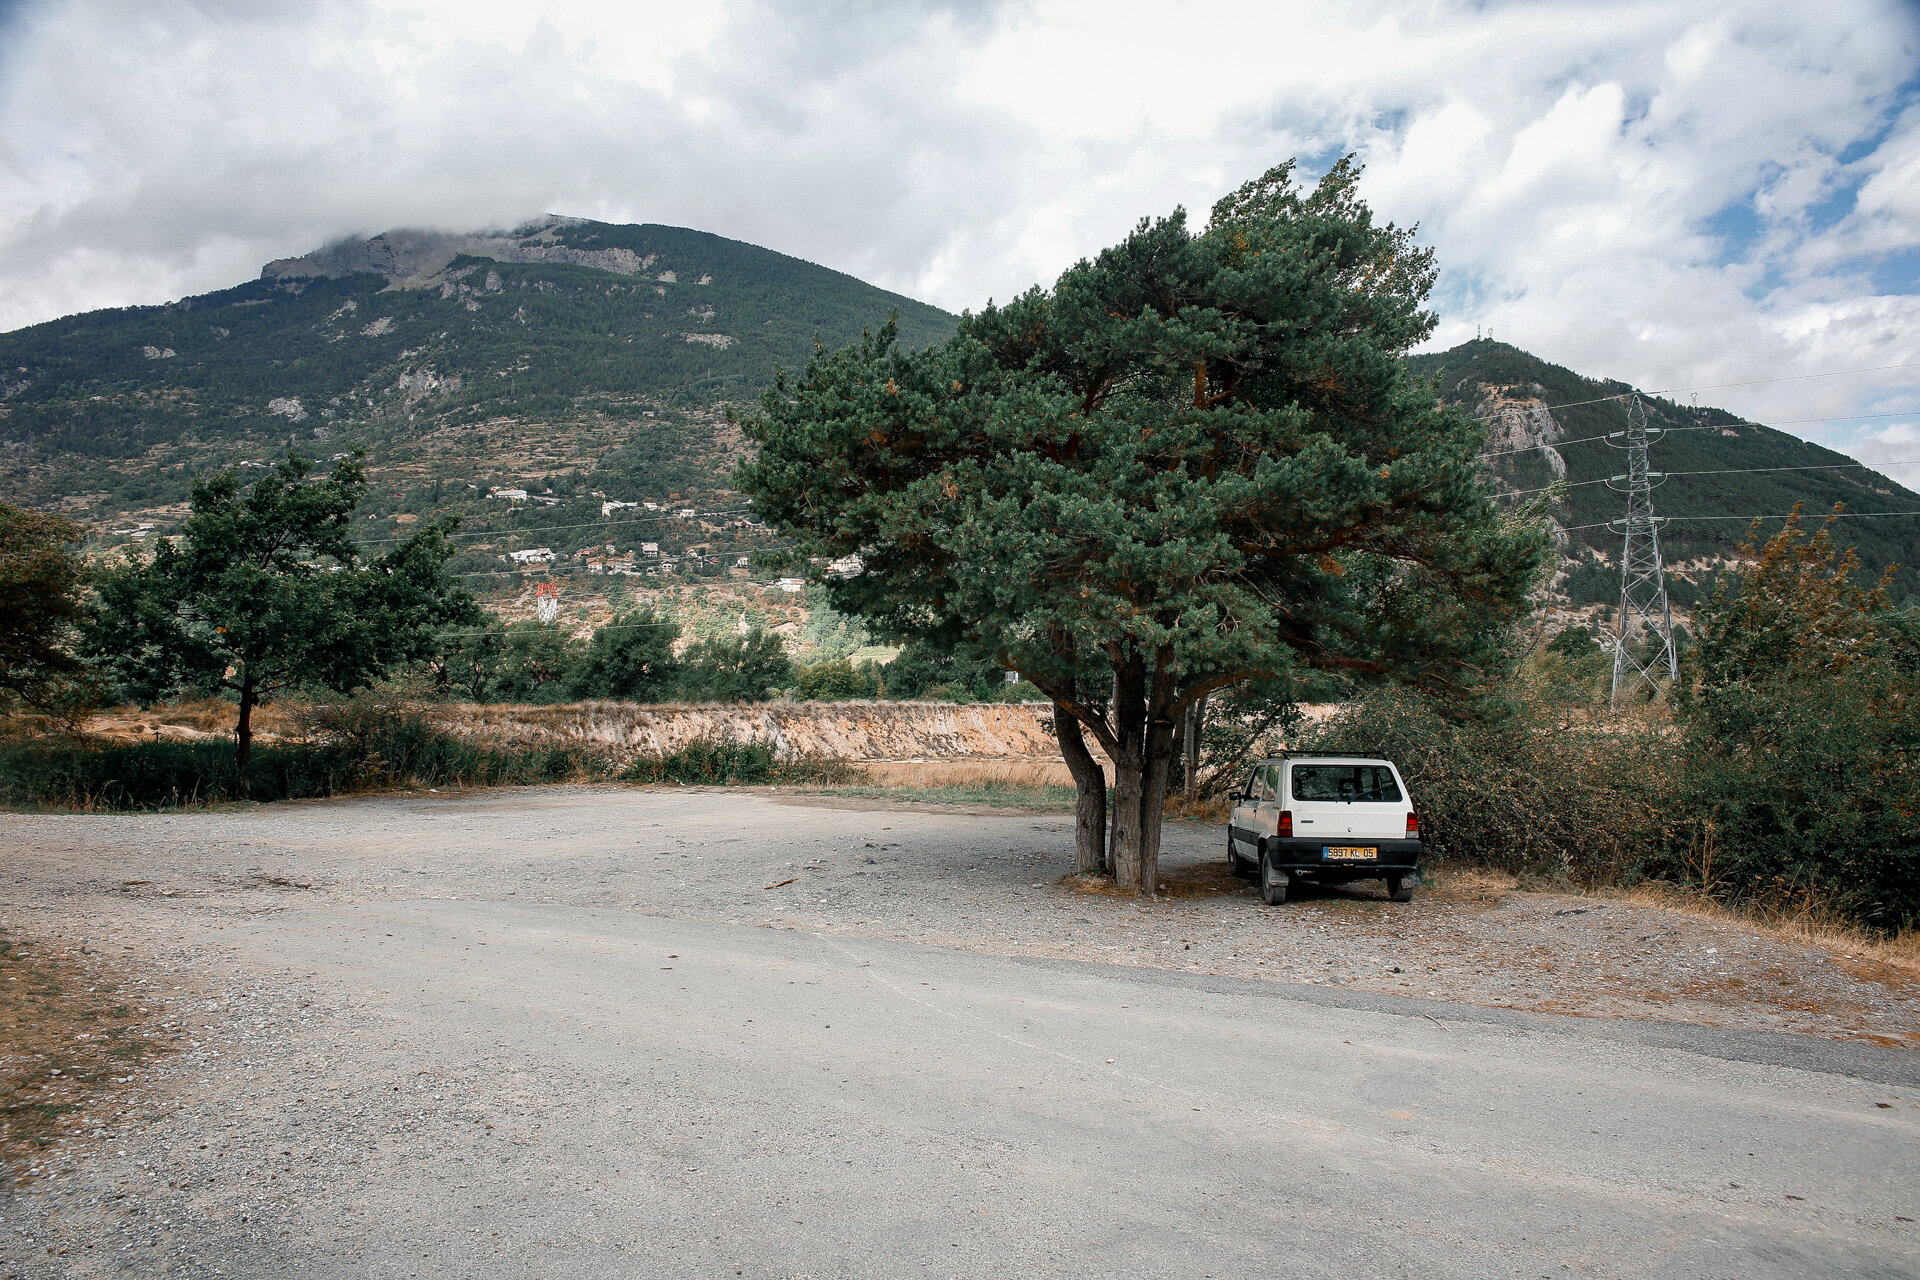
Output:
[2, 0, 1917, 466]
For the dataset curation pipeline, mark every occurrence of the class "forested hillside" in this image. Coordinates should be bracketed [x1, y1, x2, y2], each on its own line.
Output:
[0, 217, 955, 546]
[3, 226, 1914, 608]
[1412, 340, 1920, 602]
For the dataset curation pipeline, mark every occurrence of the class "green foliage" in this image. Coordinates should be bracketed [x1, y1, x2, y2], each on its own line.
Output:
[79, 454, 478, 769]
[1411, 340, 1920, 601]
[738, 158, 1547, 887]
[566, 607, 681, 700]
[1668, 511, 1919, 931]
[0, 502, 90, 711]
[798, 594, 871, 660]
[1292, 516, 1920, 932]
[873, 639, 1011, 702]
[0, 222, 957, 517]
[793, 658, 878, 701]
[1545, 624, 1599, 656]
[487, 622, 579, 704]
[675, 628, 794, 702]
[1298, 681, 1676, 881]
[0, 705, 610, 811]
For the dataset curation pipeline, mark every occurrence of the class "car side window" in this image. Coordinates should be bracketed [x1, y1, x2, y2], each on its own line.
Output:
[1263, 764, 1282, 802]
[1245, 767, 1269, 802]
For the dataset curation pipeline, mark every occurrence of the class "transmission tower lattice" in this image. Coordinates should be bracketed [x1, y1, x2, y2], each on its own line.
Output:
[1606, 395, 1678, 704]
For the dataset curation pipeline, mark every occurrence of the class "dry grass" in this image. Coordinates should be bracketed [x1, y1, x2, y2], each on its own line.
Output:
[1161, 792, 1231, 824]
[1602, 879, 1920, 981]
[0, 928, 170, 1186]
[853, 760, 1076, 789]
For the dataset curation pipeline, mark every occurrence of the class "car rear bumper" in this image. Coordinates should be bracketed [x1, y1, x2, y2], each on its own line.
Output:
[1262, 836, 1423, 876]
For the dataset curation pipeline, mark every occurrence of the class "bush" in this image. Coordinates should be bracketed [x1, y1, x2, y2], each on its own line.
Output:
[1290, 514, 1920, 932]
[793, 659, 878, 701]
[0, 704, 613, 810]
[675, 629, 793, 702]
[1296, 682, 1676, 883]
[619, 737, 850, 786]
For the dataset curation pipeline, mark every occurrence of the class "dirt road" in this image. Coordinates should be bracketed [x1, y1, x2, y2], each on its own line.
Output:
[3, 787, 1917, 1277]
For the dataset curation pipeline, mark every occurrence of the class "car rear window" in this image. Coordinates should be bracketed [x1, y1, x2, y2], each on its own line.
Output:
[1290, 764, 1402, 803]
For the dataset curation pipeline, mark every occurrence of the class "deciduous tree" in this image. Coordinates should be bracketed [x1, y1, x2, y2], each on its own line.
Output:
[0, 502, 89, 712]
[84, 455, 478, 785]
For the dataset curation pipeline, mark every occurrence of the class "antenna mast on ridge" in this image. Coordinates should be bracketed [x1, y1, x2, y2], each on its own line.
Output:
[1606, 395, 1678, 705]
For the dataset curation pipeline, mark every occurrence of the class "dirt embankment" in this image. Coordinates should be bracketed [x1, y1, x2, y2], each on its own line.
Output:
[420, 700, 1064, 766]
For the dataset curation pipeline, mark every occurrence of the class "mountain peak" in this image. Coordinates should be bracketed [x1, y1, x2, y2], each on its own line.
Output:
[261, 214, 642, 288]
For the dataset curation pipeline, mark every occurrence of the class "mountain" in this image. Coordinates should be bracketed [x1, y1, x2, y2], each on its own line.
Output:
[0, 216, 956, 531]
[1411, 340, 1920, 604]
[3, 233, 1915, 607]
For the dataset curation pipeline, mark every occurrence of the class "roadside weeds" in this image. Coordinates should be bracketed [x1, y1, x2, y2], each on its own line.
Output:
[0, 928, 172, 1188]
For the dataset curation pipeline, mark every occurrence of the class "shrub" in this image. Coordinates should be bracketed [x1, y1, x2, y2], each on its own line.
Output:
[793, 659, 878, 701]
[1296, 682, 1677, 883]
[0, 703, 613, 810]
[618, 736, 850, 786]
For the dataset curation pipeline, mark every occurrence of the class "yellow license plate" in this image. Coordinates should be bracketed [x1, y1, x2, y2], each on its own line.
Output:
[1324, 845, 1377, 860]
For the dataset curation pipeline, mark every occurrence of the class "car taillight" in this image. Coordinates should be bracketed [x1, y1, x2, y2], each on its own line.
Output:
[1406, 811, 1420, 839]
[1277, 810, 1293, 838]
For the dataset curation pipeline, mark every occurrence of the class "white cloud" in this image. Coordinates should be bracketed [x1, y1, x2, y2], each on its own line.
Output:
[0, 0, 1916, 447]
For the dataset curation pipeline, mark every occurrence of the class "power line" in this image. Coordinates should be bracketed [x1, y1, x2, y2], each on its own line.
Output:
[1493, 454, 1920, 498]
[431, 620, 687, 638]
[1470, 359, 1920, 419]
[1476, 409, 1920, 460]
[1563, 508, 1920, 535]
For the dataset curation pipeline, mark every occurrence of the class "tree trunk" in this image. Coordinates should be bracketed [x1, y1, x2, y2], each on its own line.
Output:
[1054, 704, 1108, 875]
[233, 679, 257, 799]
[1137, 715, 1178, 896]
[1107, 657, 1149, 891]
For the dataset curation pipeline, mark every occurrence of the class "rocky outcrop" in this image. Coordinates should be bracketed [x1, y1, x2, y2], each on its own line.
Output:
[1475, 385, 1571, 546]
[1476, 387, 1567, 478]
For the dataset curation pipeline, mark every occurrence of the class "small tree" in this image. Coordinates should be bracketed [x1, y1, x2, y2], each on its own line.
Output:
[677, 629, 794, 702]
[488, 621, 579, 703]
[740, 160, 1543, 890]
[1674, 507, 1918, 929]
[794, 658, 879, 701]
[567, 608, 681, 700]
[84, 455, 478, 784]
[0, 502, 90, 713]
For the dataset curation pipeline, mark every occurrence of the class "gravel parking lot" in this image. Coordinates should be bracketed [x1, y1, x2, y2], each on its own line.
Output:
[3, 786, 1917, 1278]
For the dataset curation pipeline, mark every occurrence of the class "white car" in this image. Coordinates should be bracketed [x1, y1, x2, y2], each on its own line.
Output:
[1228, 754, 1424, 906]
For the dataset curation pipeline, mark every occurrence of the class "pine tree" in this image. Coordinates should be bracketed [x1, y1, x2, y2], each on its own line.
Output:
[739, 160, 1545, 891]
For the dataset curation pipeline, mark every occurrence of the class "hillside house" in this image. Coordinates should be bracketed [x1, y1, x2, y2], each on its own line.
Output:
[503, 547, 555, 565]
[776, 577, 805, 593]
[491, 488, 529, 502]
[641, 542, 660, 557]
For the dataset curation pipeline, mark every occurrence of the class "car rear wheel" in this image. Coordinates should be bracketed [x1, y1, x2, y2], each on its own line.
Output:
[1260, 856, 1289, 906]
[1227, 837, 1253, 878]
[1386, 873, 1414, 903]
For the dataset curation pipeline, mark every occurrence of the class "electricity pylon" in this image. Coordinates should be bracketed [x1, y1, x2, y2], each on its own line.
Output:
[1606, 395, 1678, 704]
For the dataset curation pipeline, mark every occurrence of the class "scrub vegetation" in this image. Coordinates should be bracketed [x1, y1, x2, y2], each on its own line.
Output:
[1296, 510, 1920, 933]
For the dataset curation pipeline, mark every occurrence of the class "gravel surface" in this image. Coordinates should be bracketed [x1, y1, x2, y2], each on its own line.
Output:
[3, 785, 1917, 1278]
